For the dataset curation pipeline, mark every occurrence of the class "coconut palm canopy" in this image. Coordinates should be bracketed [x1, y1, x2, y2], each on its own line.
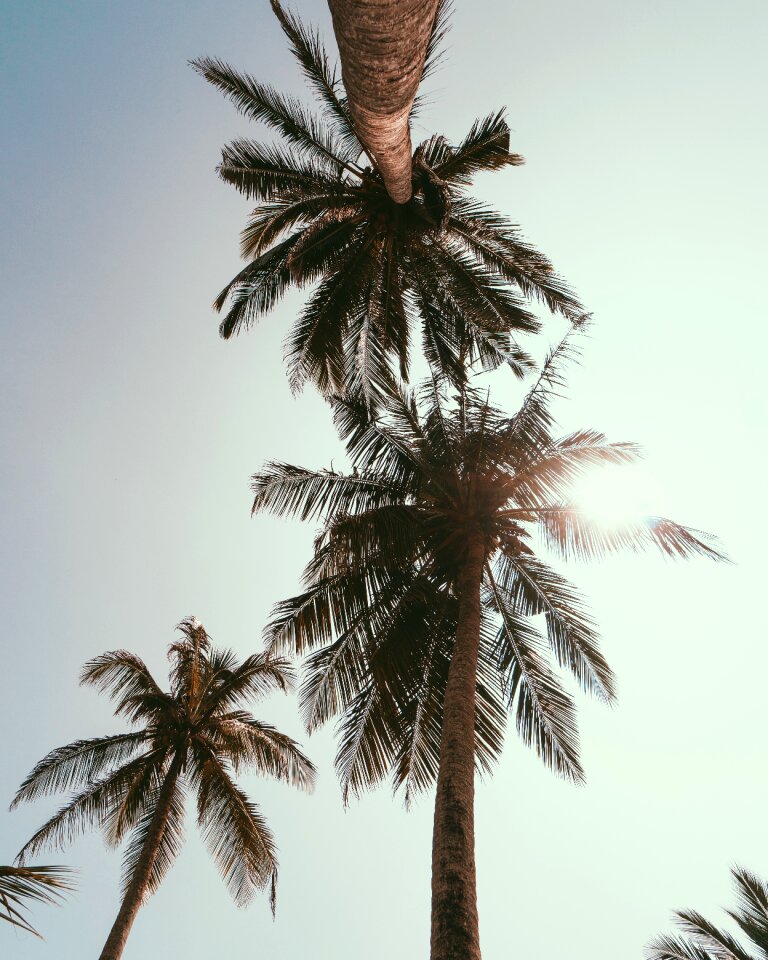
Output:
[192, 0, 584, 406]
[647, 866, 768, 960]
[12, 619, 316, 930]
[250, 333, 725, 802]
[0, 863, 74, 938]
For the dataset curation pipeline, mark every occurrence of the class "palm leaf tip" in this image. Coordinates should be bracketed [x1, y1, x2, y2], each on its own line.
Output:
[0, 864, 76, 937]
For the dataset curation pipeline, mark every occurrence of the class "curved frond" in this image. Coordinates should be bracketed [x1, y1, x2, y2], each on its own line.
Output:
[120, 775, 186, 900]
[80, 652, 166, 721]
[486, 566, 584, 783]
[11, 733, 148, 809]
[192, 748, 278, 910]
[218, 138, 350, 203]
[269, 0, 361, 158]
[494, 551, 614, 702]
[0, 864, 75, 937]
[433, 111, 524, 185]
[251, 462, 401, 523]
[16, 752, 162, 863]
[190, 57, 350, 172]
[207, 713, 316, 790]
[529, 507, 728, 563]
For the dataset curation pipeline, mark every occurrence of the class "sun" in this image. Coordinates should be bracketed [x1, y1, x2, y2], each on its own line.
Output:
[570, 463, 663, 527]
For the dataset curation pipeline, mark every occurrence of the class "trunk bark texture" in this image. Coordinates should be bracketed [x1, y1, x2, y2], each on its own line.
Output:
[98, 754, 182, 960]
[430, 537, 485, 960]
[327, 0, 441, 203]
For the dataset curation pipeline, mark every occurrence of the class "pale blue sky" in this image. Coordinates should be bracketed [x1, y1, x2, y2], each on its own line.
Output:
[1, 1, 767, 957]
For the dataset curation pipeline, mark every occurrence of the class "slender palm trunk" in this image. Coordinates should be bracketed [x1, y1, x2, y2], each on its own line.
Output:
[327, 0, 441, 203]
[430, 537, 485, 960]
[98, 754, 182, 960]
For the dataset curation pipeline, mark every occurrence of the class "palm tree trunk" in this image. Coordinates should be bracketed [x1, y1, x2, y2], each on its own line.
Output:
[430, 537, 485, 960]
[327, 0, 441, 204]
[98, 754, 182, 960]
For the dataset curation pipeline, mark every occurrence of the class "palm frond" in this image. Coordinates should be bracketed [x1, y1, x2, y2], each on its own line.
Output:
[11, 733, 148, 809]
[269, 0, 361, 158]
[120, 775, 186, 900]
[486, 566, 584, 783]
[529, 507, 728, 563]
[209, 713, 316, 790]
[0, 864, 75, 937]
[218, 138, 351, 203]
[728, 867, 768, 952]
[494, 551, 615, 702]
[191, 57, 351, 172]
[215, 235, 302, 338]
[433, 111, 524, 185]
[192, 748, 278, 910]
[251, 462, 401, 523]
[16, 752, 163, 863]
[676, 910, 753, 960]
[645, 935, 719, 960]
[80, 652, 167, 721]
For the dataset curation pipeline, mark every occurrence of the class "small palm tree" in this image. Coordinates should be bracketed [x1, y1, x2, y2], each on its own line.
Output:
[193, 1, 583, 404]
[647, 866, 768, 960]
[11, 617, 316, 960]
[0, 863, 74, 937]
[249, 331, 725, 960]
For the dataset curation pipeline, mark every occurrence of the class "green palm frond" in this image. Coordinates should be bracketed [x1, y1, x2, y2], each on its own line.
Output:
[0, 864, 75, 937]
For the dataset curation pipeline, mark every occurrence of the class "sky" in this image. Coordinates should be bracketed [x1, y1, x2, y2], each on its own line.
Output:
[1, 0, 767, 957]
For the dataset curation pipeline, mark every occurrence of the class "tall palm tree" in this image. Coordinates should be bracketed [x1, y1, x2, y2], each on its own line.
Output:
[11, 617, 316, 960]
[327, 0, 443, 202]
[192, 1, 583, 404]
[248, 331, 725, 960]
[647, 866, 768, 960]
[0, 863, 74, 937]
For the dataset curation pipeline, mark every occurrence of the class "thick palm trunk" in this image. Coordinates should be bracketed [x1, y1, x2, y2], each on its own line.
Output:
[98, 755, 182, 960]
[327, 0, 441, 203]
[430, 538, 485, 960]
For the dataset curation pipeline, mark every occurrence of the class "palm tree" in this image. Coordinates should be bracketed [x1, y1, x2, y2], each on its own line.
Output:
[647, 866, 768, 960]
[192, 1, 583, 405]
[0, 863, 74, 937]
[327, 0, 443, 202]
[248, 331, 725, 960]
[11, 617, 316, 960]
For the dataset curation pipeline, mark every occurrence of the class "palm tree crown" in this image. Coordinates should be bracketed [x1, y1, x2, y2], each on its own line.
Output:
[0, 863, 74, 938]
[249, 331, 724, 960]
[192, 1, 584, 404]
[647, 866, 768, 960]
[252, 332, 724, 799]
[12, 618, 315, 958]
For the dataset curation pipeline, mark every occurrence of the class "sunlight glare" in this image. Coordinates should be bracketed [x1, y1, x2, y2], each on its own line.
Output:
[571, 463, 665, 527]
